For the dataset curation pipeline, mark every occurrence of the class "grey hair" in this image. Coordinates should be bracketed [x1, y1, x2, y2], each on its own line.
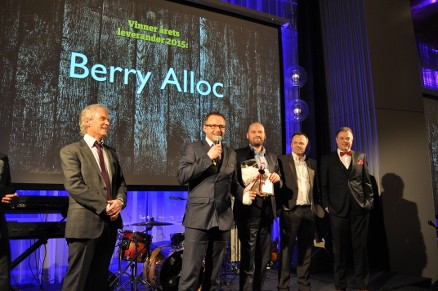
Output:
[79, 103, 109, 136]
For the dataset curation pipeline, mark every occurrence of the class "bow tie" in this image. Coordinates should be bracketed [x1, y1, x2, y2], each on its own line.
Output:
[340, 151, 352, 157]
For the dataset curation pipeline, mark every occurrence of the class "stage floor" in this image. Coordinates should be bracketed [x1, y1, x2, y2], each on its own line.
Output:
[13, 267, 433, 291]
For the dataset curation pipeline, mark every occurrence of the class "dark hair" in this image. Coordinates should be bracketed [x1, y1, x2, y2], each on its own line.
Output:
[203, 112, 226, 124]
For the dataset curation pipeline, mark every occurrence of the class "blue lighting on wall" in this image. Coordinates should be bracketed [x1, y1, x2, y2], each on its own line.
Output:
[418, 42, 438, 91]
[411, 0, 437, 10]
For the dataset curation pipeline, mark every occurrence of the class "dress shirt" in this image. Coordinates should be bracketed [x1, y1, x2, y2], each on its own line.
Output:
[337, 148, 351, 169]
[292, 152, 311, 205]
[84, 134, 112, 180]
[249, 144, 269, 170]
[206, 137, 215, 147]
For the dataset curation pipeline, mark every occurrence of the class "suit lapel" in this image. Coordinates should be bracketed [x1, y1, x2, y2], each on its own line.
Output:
[305, 159, 315, 201]
[286, 155, 298, 183]
[265, 152, 276, 173]
[348, 151, 359, 176]
[219, 146, 227, 171]
[80, 139, 101, 176]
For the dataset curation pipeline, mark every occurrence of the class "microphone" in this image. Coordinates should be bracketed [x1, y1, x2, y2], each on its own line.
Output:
[213, 136, 222, 166]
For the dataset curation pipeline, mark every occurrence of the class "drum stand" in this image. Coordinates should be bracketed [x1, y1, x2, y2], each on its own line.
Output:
[110, 241, 151, 291]
[219, 229, 240, 289]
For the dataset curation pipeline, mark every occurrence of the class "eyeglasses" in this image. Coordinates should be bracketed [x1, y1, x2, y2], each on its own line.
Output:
[204, 124, 226, 130]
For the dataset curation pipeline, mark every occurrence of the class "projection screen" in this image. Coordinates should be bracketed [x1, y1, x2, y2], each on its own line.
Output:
[0, 0, 285, 188]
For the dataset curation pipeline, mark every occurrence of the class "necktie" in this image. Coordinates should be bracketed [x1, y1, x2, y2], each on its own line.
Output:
[94, 141, 111, 200]
[340, 151, 352, 157]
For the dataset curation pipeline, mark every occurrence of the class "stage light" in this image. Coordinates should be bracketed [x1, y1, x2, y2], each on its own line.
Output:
[287, 65, 307, 87]
[290, 99, 309, 121]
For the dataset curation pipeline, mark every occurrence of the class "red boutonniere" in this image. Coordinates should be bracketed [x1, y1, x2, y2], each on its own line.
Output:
[357, 160, 364, 165]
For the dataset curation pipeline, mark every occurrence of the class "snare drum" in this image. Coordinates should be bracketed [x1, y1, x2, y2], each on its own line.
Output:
[120, 230, 152, 262]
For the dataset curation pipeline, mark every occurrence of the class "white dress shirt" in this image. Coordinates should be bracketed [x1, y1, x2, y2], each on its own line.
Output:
[292, 152, 311, 206]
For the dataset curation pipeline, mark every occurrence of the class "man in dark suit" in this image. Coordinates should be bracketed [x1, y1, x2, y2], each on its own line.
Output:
[0, 153, 18, 291]
[177, 112, 258, 291]
[234, 122, 281, 291]
[277, 132, 323, 291]
[320, 127, 373, 291]
[60, 104, 127, 291]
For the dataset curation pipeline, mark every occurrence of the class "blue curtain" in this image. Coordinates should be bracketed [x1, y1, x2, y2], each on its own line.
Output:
[318, 0, 380, 179]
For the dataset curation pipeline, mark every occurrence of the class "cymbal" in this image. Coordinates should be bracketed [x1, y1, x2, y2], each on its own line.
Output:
[130, 220, 173, 227]
[169, 196, 186, 201]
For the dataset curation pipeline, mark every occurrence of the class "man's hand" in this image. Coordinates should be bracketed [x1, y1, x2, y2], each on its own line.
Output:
[207, 144, 222, 161]
[242, 182, 259, 205]
[268, 172, 281, 183]
[106, 199, 123, 221]
[1, 193, 18, 204]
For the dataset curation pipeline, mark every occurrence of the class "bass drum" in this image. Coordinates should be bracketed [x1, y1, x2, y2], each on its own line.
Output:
[143, 246, 182, 290]
[143, 246, 203, 291]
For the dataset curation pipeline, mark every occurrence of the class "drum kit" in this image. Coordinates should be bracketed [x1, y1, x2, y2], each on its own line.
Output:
[110, 217, 185, 291]
[109, 216, 242, 291]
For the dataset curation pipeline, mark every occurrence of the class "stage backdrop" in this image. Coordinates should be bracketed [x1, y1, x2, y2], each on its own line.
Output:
[2, 0, 290, 287]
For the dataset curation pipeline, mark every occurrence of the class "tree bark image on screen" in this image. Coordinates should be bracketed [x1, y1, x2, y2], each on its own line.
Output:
[0, 0, 283, 187]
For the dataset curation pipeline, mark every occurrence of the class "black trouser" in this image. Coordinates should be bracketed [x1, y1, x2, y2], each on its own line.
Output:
[330, 212, 370, 290]
[0, 235, 10, 291]
[278, 206, 315, 291]
[236, 216, 272, 291]
[178, 227, 229, 291]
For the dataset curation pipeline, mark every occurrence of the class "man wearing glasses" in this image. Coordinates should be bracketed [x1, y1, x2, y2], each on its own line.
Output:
[177, 112, 258, 290]
[234, 122, 281, 291]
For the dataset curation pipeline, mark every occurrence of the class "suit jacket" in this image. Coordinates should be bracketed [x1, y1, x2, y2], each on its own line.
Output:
[320, 151, 373, 217]
[177, 140, 244, 231]
[60, 139, 127, 239]
[0, 153, 15, 240]
[277, 154, 323, 217]
[234, 146, 280, 222]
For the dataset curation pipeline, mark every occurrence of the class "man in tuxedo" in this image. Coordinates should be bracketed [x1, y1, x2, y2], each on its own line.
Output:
[0, 153, 18, 290]
[234, 122, 281, 291]
[60, 104, 127, 291]
[177, 112, 258, 291]
[277, 132, 324, 291]
[320, 127, 373, 291]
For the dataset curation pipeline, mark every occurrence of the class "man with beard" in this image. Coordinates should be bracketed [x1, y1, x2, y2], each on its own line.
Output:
[234, 122, 281, 291]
